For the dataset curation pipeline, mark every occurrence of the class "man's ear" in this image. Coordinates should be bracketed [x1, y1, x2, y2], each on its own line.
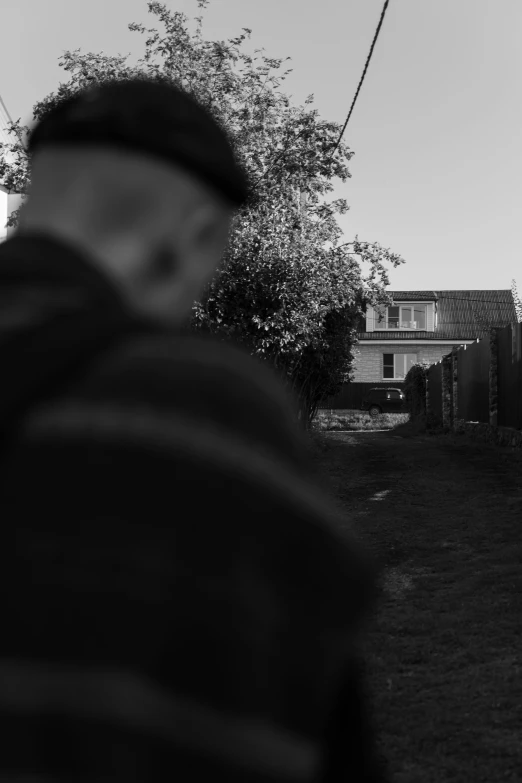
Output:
[183, 202, 232, 254]
[186, 205, 215, 247]
[143, 206, 221, 288]
[148, 242, 180, 282]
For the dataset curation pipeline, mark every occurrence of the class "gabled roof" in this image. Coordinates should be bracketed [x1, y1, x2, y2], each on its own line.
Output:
[434, 290, 516, 339]
[359, 289, 517, 340]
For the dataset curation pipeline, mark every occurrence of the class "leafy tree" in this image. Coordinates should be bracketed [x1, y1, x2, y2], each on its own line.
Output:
[0, 0, 404, 429]
[511, 279, 522, 323]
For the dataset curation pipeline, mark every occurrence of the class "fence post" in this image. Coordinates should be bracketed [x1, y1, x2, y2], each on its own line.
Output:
[451, 347, 459, 425]
[426, 367, 431, 418]
[489, 327, 499, 427]
[442, 353, 452, 428]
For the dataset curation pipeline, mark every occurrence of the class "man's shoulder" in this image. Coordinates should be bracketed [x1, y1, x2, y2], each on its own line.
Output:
[103, 330, 289, 395]
[83, 329, 300, 429]
[19, 325, 379, 623]
[87, 328, 377, 567]
[68, 326, 317, 474]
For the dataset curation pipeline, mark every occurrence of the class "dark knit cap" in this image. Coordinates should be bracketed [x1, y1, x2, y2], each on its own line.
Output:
[27, 77, 250, 207]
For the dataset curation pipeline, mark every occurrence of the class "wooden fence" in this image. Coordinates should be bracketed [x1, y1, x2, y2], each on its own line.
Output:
[426, 362, 443, 423]
[497, 322, 522, 430]
[456, 337, 491, 424]
[425, 322, 522, 432]
[316, 323, 521, 431]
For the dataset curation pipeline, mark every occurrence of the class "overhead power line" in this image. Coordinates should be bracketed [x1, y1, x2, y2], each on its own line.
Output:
[0, 94, 13, 125]
[329, 0, 391, 160]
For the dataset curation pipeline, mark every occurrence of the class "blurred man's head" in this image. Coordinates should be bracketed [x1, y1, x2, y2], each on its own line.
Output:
[20, 78, 249, 325]
[21, 146, 234, 325]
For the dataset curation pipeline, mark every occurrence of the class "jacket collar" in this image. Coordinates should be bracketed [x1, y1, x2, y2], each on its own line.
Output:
[0, 232, 128, 313]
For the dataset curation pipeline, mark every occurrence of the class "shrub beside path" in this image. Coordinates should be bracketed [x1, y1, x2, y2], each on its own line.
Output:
[310, 425, 522, 783]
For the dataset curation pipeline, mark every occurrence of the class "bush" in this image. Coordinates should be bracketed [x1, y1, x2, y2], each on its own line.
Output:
[312, 409, 409, 432]
[403, 362, 430, 417]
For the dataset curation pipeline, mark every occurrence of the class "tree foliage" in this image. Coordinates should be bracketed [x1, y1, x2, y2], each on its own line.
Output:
[0, 0, 405, 428]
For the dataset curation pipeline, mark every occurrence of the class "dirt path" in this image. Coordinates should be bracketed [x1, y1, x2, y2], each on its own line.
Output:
[312, 428, 522, 783]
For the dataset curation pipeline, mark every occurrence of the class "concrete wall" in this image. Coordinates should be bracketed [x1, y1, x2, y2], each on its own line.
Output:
[352, 342, 465, 382]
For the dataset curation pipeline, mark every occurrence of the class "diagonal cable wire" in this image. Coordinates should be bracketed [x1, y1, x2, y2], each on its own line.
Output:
[329, 0, 391, 161]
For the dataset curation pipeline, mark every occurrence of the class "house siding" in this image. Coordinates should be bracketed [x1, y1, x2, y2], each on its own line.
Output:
[352, 343, 465, 382]
[427, 302, 435, 330]
[366, 301, 436, 333]
[366, 306, 375, 332]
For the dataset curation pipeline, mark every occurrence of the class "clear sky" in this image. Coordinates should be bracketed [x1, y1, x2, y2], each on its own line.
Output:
[1, 0, 521, 290]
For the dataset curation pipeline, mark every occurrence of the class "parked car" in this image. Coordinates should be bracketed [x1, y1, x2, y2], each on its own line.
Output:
[361, 387, 405, 417]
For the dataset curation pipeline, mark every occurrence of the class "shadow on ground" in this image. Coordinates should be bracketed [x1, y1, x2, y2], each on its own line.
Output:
[311, 428, 522, 783]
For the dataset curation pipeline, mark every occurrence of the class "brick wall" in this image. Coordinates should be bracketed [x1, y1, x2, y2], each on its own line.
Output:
[352, 343, 465, 382]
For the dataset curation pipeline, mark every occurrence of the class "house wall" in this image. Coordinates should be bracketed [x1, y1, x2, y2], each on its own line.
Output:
[0, 185, 8, 243]
[1, 92, 22, 241]
[6, 193, 22, 237]
[352, 342, 466, 382]
[0, 190, 23, 242]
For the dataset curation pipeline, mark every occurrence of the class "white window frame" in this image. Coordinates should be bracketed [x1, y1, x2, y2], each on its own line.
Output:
[382, 353, 417, 380]
[376, 303, 427, 330]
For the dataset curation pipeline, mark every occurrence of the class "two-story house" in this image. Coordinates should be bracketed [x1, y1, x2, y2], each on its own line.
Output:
[320, 289, 517, 410]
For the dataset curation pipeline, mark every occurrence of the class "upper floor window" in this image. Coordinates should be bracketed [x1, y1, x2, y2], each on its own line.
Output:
[376, 304, 427, 330]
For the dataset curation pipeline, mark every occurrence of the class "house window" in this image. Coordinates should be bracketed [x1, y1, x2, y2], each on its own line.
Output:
[383, 353, 417, 379]
[376, 304, 427, 330]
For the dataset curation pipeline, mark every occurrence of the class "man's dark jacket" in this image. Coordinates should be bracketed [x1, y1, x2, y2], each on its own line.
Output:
[0, 234, 385, 782]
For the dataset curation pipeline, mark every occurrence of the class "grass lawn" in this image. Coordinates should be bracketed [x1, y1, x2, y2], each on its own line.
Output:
[310, 427, 522, 782]
[312, 408, 410, 432]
